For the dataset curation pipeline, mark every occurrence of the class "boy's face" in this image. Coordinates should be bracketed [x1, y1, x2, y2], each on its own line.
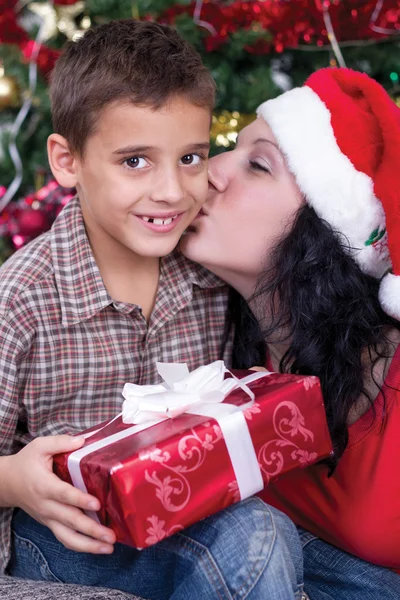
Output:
[72, 97, 211, 260]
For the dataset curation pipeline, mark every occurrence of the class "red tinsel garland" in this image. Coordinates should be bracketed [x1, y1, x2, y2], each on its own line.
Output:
[0, 182, 74, 251]
[163, 0, 400, 53]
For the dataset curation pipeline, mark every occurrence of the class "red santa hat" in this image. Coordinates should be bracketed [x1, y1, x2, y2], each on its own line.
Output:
[256, 67, 400, 320]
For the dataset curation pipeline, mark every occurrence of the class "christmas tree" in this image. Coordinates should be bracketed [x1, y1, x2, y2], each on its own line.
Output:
[0, 0, 399, 262]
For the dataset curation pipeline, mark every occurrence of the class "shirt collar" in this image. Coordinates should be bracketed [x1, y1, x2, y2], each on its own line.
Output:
[161, 249, 227, 294]
[50, 198, 111, 327]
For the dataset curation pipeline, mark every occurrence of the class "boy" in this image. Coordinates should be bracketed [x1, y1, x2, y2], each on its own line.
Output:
[0, 20, 303, 600]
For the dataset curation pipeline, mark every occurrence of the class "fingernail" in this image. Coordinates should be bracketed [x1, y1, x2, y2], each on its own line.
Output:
[88, 501, 99, 510]
[100, 545, 112, 554]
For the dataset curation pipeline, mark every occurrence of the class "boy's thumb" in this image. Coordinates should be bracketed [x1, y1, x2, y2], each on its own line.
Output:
[40, 434, 86, 455]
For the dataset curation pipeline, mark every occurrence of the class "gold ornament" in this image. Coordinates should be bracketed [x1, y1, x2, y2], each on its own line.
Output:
[211, 111, 256, 148]
[0, 66, 20, 110]
[28, 1, 88, 42]
[28, 2, 58, 42]
[56, 1, 88, 41]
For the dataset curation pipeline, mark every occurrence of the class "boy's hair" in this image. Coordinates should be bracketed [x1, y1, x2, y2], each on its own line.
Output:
[50, 19, 216, 157]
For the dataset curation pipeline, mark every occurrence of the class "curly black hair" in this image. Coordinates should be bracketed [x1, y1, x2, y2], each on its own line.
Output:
[229, 204, 399, 467]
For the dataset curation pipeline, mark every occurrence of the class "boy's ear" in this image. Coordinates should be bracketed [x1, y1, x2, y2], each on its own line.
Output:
[47, 133, 79, 188]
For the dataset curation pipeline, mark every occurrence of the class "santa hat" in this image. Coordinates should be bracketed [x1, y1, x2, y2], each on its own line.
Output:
[256, 68, 400, 320]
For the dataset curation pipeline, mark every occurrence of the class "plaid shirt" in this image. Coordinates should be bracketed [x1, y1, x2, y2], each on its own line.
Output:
[0, 198, 233, 573]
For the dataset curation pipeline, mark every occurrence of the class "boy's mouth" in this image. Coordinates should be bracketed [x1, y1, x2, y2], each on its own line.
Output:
[135, 212, 184, 233]
[139, 214, 179, 226]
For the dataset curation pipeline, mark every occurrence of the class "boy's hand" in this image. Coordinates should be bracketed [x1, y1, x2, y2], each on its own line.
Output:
[6, 435, 116, 554]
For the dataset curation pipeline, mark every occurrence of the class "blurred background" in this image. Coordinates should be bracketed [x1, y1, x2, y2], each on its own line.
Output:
[0, 0, 399, 263]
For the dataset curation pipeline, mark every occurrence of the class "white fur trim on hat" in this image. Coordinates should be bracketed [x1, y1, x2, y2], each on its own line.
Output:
[256, 87, 390, 278]
[379, 272, 400, 319]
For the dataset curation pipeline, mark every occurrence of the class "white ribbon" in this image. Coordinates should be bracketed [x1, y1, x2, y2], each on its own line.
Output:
[122, 361, 259, 422]
[67, 362, 269, 523]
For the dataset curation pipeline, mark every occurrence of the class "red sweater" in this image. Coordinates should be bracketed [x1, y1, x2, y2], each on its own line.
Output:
[259, 346, 400, 572]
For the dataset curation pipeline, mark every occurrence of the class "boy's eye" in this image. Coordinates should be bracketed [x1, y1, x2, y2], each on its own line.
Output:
[124, 156, 148, 169]
[180, 154, 202, 166]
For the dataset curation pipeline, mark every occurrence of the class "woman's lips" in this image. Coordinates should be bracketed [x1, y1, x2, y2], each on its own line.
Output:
[186, 209, 208, 233]
[194, 208, 208, 220]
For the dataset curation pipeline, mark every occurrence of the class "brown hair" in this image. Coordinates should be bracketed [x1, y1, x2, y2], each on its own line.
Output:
[50, 19, 215, 156]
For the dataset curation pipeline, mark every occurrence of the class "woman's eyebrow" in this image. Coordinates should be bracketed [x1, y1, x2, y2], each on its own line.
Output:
[253, 137, 285, 165]
[236, 134, 284, 161]
[253, 137, 281, 152]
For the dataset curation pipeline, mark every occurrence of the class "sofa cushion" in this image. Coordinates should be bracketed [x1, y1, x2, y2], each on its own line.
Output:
[0, 576, 145, 600]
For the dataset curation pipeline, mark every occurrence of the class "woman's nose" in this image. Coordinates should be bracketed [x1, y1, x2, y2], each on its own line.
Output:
[208, 154, 230, 193]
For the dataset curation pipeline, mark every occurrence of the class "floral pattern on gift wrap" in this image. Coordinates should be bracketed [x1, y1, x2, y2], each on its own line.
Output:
[140, 424, 223, 512]
[145, 515, 184, 545]
[258, 400, 316, 483]
[243, 402, 261, 420]
[227, 480, 241, 503]
[292, 448, 318, 466]
[140, 393, 320, 514]
[301, 376, 319, 391]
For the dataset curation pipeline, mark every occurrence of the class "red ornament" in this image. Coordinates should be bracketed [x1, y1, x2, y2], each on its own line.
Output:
[0, 4, 29, 45]
[21, 41, 62, 78]
[18, 209, 49, 237]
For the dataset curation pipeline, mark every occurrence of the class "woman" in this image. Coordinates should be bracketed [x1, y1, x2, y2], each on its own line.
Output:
[181, 68, 400, 599]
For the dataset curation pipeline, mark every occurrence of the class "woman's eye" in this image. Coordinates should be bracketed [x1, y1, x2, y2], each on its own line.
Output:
[249, 160, 271, 174]
[181, 154, 202, 166]
[124, 157, 148, 169]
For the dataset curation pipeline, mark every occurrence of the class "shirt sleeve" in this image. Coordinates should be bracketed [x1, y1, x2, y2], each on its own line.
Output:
[0, 314, 28, 456]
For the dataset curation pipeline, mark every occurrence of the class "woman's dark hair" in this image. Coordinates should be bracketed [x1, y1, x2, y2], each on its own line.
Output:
[229, 204, 399, 467]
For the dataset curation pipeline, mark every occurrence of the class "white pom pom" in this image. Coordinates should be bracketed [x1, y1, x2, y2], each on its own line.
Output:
[379, 273, 400, 320]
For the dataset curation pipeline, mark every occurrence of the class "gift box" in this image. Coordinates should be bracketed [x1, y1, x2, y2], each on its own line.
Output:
[53, 361, 332, 549]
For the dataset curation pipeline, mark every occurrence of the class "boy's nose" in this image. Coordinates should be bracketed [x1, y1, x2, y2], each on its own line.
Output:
[208, 154, 229, 193]
[150, 170, 184, 204]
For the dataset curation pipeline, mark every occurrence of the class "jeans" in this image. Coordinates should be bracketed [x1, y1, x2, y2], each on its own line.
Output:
[8, 499, 305, 600]
[299, 528, 400, 600]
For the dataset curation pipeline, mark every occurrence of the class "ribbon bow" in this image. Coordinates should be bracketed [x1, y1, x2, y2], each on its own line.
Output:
[122, 360, 259, 425]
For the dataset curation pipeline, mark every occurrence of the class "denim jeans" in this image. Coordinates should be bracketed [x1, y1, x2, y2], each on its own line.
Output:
[8, 499, 306, 600]
[299, 528, 400, 600]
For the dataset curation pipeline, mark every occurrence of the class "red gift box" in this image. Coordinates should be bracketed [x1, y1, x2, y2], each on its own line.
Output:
[54, 368, 332, 549]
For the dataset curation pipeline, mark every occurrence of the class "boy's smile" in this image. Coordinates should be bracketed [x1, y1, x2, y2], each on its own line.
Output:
[136, 211, 184, 233]
[71, 97, 211, 265]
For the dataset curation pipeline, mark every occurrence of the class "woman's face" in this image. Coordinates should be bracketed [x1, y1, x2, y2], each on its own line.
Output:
[181, 118, 304, 298]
